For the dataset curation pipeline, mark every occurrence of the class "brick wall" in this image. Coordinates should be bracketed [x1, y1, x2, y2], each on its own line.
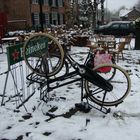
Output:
[0, 0, 71, 31]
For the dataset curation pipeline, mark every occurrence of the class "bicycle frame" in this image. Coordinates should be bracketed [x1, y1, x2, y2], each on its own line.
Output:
[26, 48, 113, 102]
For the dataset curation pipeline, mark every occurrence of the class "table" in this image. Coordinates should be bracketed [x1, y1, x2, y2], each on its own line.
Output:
[97, 39, 116, 50]
[74, 35, 89, 47]
[1, 37, 19, 45]
[0, 37, 19, 53]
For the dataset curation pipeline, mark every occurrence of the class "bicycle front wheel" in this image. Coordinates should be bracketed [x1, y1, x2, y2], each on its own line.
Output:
[23, 33, 64, 77]
[84, 64, 131, 106]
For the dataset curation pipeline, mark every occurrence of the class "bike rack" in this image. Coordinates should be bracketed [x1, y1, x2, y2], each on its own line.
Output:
[26, 69, 111, 114]
[23, 33, 114, 114]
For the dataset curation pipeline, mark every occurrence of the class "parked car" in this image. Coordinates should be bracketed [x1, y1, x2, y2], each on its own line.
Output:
[94, 21, 136, 37]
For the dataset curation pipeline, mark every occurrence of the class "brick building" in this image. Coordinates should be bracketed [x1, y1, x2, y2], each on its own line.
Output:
[0, 0, 71, 31]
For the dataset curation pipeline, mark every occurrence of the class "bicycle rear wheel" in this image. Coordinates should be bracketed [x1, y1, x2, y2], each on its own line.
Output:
[23, 33, 64, 77]
[84, 64, 131, 106]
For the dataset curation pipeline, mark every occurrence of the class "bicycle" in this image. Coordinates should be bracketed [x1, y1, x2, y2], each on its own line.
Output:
[23, 33, 131, 113]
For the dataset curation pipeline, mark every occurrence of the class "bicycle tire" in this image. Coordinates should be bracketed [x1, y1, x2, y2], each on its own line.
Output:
[84, 63, 131, 106]
[23, 33, 64, 77]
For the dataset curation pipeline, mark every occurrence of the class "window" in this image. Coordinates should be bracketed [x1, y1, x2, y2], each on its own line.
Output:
[43, 0, 48, 5]
[52, 12, 58, 25]
[111, 24, 119, 29]
[120, 23, 129, 29]
[32, 0, 39, 4]
[59, 13, 64, 24]
[52, 0, 56, 7]
[48, 0, 59, 7]
[48, 0, 52, 6]
[44, 12, 49, 25]
[58, 0, 63, 7]
[33, 13, 40, 25]
[52, 12, 57, 20]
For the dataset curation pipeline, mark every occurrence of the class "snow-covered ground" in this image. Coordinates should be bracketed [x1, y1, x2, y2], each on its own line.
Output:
[0, 38, 140, 140]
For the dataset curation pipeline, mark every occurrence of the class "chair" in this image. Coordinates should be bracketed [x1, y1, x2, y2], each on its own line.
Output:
[86, 38, 98, 50]
[124, 34, 133, 50]
[94, 34, 102, 42]
[106, 35, 116, 49]
[110, 41, 126, 62]
[92, 34, 105, 49]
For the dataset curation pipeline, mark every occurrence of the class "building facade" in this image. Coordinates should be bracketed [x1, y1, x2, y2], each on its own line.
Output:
[0, 0, 71, 31]
[120, 7, 140, 21]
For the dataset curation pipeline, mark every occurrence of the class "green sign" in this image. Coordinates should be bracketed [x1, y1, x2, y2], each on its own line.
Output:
[6, 43, 24, 66]
[6, 37, 48, 67]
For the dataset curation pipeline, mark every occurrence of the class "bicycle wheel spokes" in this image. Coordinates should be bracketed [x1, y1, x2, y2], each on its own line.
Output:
[23, 33, 64, 77]
[85, 64, 131, 106]
[46, 53, 62, 75]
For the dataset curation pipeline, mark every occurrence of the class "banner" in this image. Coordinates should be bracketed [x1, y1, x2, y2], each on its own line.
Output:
[6, 36, 48, 66]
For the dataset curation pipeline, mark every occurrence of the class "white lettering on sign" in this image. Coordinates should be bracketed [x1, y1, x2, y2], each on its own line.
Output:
[25, 42, 46, 56]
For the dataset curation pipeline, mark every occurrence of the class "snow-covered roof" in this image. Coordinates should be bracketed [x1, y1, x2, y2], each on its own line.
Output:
[119, 9, 131, 17]
[119, 7, 140, 18]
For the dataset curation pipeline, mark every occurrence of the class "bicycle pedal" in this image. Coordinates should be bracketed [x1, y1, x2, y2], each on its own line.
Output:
[75, 103, 91, 113]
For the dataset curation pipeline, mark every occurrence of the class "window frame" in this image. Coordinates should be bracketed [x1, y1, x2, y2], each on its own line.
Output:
[32, 0, 39, 4]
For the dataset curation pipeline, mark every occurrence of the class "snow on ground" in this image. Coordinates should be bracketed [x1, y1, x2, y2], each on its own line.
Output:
[0, 39, 140, 140]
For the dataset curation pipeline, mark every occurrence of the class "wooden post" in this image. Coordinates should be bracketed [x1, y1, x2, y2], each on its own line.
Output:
[135, 28, 140, 50]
